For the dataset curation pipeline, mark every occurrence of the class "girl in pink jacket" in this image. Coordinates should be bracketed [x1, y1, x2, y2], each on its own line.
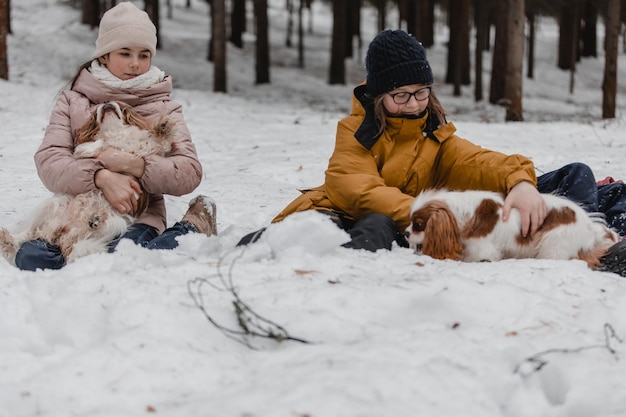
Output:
[15, 2, 215, 270]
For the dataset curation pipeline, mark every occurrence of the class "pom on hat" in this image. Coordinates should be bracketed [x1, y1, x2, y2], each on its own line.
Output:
[365, 30, 433, 97]
[93, 2, 157, 59]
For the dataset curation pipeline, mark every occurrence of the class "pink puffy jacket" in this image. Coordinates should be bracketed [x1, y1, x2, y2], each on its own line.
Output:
[34, 68, 202, 233]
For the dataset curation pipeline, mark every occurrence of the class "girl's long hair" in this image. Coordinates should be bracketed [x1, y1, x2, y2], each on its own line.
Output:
[67, 59, 95, 91]
[372, 88, 448, 138]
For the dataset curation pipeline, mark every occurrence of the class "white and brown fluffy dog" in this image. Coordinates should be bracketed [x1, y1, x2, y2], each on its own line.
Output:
[0, 101, 175, 265]
[406, 189, 619, 268]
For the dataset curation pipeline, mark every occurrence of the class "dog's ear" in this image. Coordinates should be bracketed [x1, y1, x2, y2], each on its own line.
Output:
[421, 205, 464, 260]
[121, 104, 153, 131]
[75, 110, 100, 145]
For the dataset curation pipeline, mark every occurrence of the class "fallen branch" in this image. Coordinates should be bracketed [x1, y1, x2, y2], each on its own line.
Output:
[187, 247, 311, 349]
[514, 323, 622, 376]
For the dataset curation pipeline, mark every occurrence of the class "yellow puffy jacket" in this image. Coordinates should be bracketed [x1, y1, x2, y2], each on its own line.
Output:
[273, 85, 536, 231]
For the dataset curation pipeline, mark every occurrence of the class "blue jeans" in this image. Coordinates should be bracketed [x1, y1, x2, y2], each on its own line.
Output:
[15, 222, 197, 271]
[537, 162, 626, 236]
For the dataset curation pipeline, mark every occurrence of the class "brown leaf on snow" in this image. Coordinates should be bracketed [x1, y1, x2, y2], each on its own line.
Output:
[294, 269, 317, 275]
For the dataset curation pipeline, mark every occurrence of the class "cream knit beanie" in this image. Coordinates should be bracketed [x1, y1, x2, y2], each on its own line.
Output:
[92, 2, 157, 59]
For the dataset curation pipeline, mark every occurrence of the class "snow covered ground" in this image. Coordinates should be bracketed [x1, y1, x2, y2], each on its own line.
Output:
[1, 1, 626, 416]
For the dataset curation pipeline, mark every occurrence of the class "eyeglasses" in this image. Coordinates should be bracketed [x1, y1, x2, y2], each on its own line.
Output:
[388, 87, 432, 104]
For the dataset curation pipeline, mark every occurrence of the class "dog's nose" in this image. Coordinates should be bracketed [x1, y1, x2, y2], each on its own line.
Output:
[102, 102, 115, 112]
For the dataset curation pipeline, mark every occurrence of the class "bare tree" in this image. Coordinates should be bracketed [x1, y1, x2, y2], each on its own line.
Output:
[446, 0, 471, 96]
[400, 0, 434, 47]
[230, 0, 246, 48]
[490, 0, 508, 104]
[558, 0, 580, 71]
[82, 0, 100, 27]
[212, 0, 227, 92]
[255, 0, 270, 84]
[474, 0, 491, 101]
[0, 0, 7, 80]
[286, 0, 294, 47]
[346, 0, 361, 60]
[526, 4, 535, 79]
[504, 0, 525, 121]
[580, 0, 597, 57]
[144, 0, 162, 51]
[602, 0, 621, 118]
[297, 0, 305, 68]
[329, 0, 348, 84]
[5, 0, 10, 34]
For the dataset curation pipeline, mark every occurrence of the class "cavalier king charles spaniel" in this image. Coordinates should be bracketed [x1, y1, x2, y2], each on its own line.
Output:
[0, 101, 175, 265]
[406, 189, 619, 268]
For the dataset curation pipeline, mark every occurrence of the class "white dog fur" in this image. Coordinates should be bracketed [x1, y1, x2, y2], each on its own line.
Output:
[0, 101, 175, 265]
[405, 189, 619, 268]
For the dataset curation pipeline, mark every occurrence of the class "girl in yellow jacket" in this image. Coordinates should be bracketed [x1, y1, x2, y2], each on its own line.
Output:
[239, 29, 547, 251]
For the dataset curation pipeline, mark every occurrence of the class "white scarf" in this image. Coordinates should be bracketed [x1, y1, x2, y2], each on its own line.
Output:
[89, 60, 165, 89]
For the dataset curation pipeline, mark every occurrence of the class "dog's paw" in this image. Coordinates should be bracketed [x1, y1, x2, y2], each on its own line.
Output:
[0, 228, 18, 262]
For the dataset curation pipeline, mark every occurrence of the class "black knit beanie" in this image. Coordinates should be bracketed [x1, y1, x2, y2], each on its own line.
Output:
[365, 30, 433, 97]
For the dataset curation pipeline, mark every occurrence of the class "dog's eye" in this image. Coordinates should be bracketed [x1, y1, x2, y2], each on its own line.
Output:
[412, 222, 425, 232]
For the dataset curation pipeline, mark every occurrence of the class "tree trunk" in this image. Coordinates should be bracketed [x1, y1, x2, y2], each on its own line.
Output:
[602, 0, 620, 118]
[297, 0, 304, 68]
[255, 0, 270, 84]
[329, 0, 347, 85]
[212, 0, 227, 92]
[286, 0, 294, 47]
[446, 0, 470, 94]
[82, 0, 99, 28]
[474, 0, 488, 101]
[526, 8, 535, 79]
[144, 0, 161, 51]
[207, 0, 213, 61]
[404, 0, 414, 34]
[230, 0, 246, 48]
[346, 0, 361, 60]
[489, 0, 507, 104]
[0, 0, 8, 80]
[580, 0, 597, 57]
[558, 0, 580, 70]
[5, 0, 10, 34]
[411, 0, 434, 47]
[505, 0, 525, 121]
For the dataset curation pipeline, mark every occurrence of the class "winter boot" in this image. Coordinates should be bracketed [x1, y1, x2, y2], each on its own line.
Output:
[181, 195, 217, 236]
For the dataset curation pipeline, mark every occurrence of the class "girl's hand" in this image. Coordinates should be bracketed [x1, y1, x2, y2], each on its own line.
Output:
[502, 181, 547, 237]
[95, 147, 146, 178]
[94, 169, 143, 215]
